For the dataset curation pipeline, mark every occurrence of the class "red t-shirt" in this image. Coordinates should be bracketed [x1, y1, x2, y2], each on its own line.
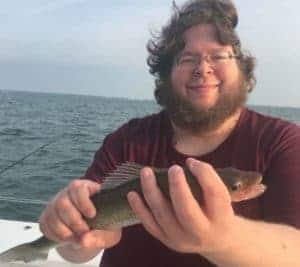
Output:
[84, 107, 300, 267]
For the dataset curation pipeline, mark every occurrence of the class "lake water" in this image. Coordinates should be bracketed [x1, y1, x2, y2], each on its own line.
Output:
[0, 90, 299, 222]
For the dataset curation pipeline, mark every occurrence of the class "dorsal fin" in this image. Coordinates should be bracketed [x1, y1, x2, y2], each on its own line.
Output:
[101, 162, 145, 190]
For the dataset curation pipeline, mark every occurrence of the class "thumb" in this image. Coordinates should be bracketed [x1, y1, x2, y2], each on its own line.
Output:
[79, 229, 122, 249]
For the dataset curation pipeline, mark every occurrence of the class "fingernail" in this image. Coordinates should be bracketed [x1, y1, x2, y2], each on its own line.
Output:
[141, 168, 155, 186]
[96, 184, 101, 191]
[86, 209, 96, 219]
[169, 165, 182, 176]
[141, 167, 152, 178]
[168, 165, 184, 185]
[187, 158, 197, 168]
[127, 192, 136, 202]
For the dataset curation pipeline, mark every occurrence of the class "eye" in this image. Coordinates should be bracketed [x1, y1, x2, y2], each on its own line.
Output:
[231, 181, 243, 191]
[179, 56, 196, 64]
[211, 53, 228, 61]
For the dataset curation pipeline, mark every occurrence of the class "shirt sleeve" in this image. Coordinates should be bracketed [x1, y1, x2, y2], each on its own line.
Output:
[262, 123, 300, 228]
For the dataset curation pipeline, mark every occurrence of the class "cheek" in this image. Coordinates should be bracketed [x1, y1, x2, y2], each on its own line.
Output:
[170, 69, 189, 92]
[219, 65, 241, 89]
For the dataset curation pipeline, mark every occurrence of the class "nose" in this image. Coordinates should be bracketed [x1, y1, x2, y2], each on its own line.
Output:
[192, 58, 213, 77]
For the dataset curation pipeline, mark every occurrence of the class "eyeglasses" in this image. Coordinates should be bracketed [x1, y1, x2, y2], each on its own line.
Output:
[175, 51, 238, 70]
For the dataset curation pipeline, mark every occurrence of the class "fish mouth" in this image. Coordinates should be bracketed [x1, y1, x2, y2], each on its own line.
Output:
[231, 183, 267, 202]
[246, 183, 267, 199]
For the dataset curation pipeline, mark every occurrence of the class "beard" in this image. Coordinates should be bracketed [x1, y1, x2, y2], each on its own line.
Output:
[160, 77, 248, 135]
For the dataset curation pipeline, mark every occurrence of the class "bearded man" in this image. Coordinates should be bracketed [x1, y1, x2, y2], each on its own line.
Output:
[39, 0, 300, 266]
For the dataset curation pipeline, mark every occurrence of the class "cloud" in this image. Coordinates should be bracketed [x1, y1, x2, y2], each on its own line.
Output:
[1, 0, 300, 106]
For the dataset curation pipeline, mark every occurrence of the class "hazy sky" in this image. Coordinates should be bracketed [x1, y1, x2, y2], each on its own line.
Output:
[0, 0, 299, 107]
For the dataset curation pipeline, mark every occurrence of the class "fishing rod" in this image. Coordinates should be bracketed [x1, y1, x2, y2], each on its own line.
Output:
[0, 195, 47, 205]
[0, 135, 62, 177]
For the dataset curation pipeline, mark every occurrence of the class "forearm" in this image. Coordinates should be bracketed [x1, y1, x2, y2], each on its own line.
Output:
[56, 244, 102, 263]
[204, 216, 300, 267]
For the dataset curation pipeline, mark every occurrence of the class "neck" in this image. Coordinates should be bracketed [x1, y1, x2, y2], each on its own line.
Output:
[171, 109, 242, 156]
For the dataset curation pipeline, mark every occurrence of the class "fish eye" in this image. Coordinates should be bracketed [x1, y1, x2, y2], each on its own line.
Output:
[231, 181, 243, 191]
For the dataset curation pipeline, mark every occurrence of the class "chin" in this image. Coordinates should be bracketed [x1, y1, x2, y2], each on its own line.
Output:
[190, 97, 218, 111]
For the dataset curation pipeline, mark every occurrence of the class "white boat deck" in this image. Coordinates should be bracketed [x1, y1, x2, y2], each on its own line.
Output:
[0, 219, 102, 267]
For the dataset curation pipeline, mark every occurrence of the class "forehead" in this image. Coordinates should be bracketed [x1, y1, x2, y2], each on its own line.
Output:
[182, 24, 233, 51]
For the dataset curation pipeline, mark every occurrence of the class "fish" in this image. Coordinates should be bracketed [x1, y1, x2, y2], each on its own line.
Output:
[0, 162, 266, 263]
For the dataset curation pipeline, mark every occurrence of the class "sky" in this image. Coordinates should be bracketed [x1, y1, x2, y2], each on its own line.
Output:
[0, 0, 299, 107]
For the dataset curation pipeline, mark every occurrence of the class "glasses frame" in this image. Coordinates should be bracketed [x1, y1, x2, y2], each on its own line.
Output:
[174, 51, 239, 71]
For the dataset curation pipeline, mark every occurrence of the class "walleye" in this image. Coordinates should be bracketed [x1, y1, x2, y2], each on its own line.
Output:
[0, 162, 266, 263]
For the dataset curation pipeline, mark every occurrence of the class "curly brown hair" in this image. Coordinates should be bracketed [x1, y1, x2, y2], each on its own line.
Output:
[147, 0, 256, 106]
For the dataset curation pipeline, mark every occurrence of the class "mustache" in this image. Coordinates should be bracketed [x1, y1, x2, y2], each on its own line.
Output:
[160, 81, 248, 134]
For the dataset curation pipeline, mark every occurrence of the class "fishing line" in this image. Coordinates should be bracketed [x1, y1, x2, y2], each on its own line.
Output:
[0, 135, 63, 177]
[0, 195, 48, 205]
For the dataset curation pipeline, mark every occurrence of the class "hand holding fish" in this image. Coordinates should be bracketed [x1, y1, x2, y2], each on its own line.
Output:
[127, 158, 240, 257]
[39, 179, 122, 256]
[0, 161, 265, 263]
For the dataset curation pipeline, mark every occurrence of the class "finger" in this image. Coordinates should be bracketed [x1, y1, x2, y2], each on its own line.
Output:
[168, 165, 208, 230]
[39, 211, 59, 241]
[68, 180, 100, 219]
[44, 220, 75, 243]
[43, 205, 75, 242]
[40, 221, 60, 242]
[39, 196, 76, 242]
[186, 158, 233, 219]
[55, 194, 90, 236]
[139, 167, 182, 236]
[127, 191, 166, 242]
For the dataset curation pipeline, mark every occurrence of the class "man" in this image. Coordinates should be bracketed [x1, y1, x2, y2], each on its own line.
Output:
[39, 0, 300, 266]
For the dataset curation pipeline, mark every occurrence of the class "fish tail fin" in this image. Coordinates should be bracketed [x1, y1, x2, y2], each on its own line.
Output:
[0, 236, 55, 263]
[0, 243, 48, 263]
